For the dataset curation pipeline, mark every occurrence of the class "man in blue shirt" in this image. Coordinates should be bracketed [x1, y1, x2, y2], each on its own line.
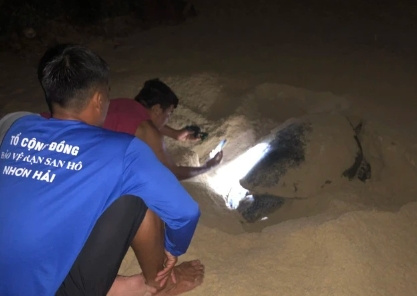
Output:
[0, 44, 204, 296]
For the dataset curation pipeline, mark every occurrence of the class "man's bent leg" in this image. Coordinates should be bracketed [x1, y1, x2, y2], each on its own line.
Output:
[131, 211, 205, 295]
[131, 209, 165, 287]
[56, 195, 150, 296]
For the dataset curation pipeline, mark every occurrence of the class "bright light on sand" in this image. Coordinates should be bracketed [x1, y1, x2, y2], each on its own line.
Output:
[208, 143, 270, 209]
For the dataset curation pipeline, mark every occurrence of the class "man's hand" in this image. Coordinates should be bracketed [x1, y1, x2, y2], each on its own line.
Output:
[176, 129, 200, 142]
[204, 151, 223, 169]
[155, 250, 178, 287]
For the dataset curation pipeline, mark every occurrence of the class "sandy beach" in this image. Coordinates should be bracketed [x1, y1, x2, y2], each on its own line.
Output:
[1, 0, 417, 294]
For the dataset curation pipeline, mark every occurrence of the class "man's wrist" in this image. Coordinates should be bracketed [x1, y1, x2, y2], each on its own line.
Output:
[202, 161, 214, 171]
[174, 129, 182, 140]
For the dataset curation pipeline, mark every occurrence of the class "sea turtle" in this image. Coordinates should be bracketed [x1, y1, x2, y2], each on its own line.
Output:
[239, 112, 371, 204]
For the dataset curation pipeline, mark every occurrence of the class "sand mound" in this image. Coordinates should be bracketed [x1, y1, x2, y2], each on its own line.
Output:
[236, 83, 351, 121]
[163, 75, 354, 166]
[359, 120, 417, 197]
[164, 73, 226, 116]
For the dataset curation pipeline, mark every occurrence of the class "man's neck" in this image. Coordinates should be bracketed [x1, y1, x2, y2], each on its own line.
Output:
[52, 108, 96, 126]
[52, 109, 83, 121]
[144, 110, 160, 130]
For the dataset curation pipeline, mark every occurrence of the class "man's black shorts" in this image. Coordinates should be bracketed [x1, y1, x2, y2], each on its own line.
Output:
[56, 195, 147, 296]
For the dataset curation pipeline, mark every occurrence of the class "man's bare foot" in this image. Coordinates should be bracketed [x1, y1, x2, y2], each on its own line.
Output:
[157, 260, 205, 296]
[108, 274, 157, 296]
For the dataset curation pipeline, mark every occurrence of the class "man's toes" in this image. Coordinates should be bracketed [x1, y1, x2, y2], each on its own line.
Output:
[192, 263, 204, 274]
[195, 274, 204, 285]
[190, 260, 201, 266]
[190, 261, 204, 270]
[196, 264, 204, 271]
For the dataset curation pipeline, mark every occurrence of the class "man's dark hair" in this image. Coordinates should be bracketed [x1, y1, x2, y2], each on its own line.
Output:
[37, 43, 110, 112]
[134, 78, 179, 110]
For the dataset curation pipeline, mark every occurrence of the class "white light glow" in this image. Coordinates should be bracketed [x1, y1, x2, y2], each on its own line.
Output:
[207, 143, 270, 209]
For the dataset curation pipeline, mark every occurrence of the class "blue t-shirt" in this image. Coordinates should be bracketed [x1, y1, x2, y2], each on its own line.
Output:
[0, 115, 200, 296]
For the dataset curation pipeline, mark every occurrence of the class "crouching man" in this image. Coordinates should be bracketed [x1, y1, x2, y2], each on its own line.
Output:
[0, 44, 204, 296]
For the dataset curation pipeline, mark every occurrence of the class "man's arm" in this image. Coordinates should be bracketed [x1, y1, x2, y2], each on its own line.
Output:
[135, 121, 221, 181]
[160, 125, 180, 140]
[121, 138, 201, 256]
[161, 125, 200, 142]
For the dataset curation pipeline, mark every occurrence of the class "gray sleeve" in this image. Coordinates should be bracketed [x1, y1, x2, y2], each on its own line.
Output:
[0, 112, 39, 146]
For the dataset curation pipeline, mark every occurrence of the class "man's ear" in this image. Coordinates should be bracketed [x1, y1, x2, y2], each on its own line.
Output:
[91, 90, 103, 111]
[150, 104, 162, 115]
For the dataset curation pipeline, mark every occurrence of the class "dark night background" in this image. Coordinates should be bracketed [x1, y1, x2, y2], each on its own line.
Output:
[0, 0, 417, 55]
